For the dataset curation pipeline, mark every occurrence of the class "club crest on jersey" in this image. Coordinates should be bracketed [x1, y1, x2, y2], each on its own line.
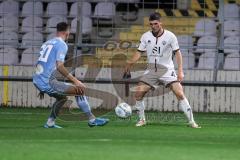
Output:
[162, 41, 166, 45]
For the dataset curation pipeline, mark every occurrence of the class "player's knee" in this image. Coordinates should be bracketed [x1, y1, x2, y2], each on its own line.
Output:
[175, 91, 185, 100]
[134, 84, 150, 101]
[135, 92, 144, 101]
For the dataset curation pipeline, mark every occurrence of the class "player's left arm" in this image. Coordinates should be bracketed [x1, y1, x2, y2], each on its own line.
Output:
[56, 43, 86, 88]
[175, 50, 184, 81]
[171, 33, 184, 81]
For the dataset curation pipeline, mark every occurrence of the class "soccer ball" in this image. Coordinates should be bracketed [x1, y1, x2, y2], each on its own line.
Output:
[115, 102, 132, 118]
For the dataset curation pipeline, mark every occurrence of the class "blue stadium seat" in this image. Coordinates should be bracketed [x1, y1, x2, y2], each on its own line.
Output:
[21, 32, 43, 49]
[21, 16, 43, 33]
[45, 16, 67, 33]
[0, 47, 18, 65]
[46, 2, 68, 17]
[224, 53, 240, 70]
[195, 35, 217, 54]
[194, 19, 216, 37]
[21, 1, 43, 17]
[0, 0, 19, 16]
[0, 31, 18, 48]
[69, 2, 91, 17]
[224, 36, 240, 54]
[93, 2, 116, 20]
[224, 20, 240, 37]
[0, 15, 18, 32]
[20, 47, 39, 66]
[70, 17, 92, 35]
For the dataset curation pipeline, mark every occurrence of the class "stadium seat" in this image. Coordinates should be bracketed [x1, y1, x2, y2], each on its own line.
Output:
[117, 1, 139, 21]
[177, 0, 190, 10]
[21, 16, 43, 33]
[46, 2, 68, 17]
[224, 20, 240, 37]
[46, 32, 56, 40]
[21, 1, 43, 17]
[224, 36, 240, 54]
[0, 15, 18, 32]
[69, 2, 91, 17]
[182, 54, 195, 69]
[121, 12, 138, 21]
[224, 53, 240, 70]
[45, 16, 67, 32]
[71, 17, 92, 35]
[115, 0, 140, 2]
[177, 35, 193, 51]
[0, 0, 19, 16]
[21, 32, 43, 48]
[173, 52, 195, 69]
[218, 3, 240, 19]
[119, 32, 142, 41]
[177, 35, 195, 69]
[198, 52, 216, 69]
[0, 47, 18, 65]
[195, 36, 217, 54]
[93, 2, 116, 19]
[0, 31, 18, 48]
[194, 19, 217, 36]
[20, 47, 39, 65]
[131, 25, 149, 32]
[98, 28, 115, 38]
[93, 2, 116, 37]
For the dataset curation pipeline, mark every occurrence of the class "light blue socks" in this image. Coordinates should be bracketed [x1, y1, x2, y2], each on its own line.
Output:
[75, 96, 94, 118]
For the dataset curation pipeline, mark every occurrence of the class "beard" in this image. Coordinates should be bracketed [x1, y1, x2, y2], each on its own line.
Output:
[152, 28, 160, 36]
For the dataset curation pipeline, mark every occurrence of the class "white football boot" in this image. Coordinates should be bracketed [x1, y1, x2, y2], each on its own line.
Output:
[136, 119, 146, 127]
[136, 111, 146, 127]
[189, 121, 201, 128]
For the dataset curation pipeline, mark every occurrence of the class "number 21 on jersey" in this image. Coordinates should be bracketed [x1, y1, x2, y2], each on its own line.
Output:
[39, 44, 53, 62]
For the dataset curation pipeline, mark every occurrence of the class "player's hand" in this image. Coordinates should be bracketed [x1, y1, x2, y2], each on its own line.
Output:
[123, 64, 131, 79]
[74, 80, 86, 95]
[177, 70, 184, 82]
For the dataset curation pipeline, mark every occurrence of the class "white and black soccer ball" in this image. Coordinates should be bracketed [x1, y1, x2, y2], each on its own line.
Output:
[115, 102, 132, 118]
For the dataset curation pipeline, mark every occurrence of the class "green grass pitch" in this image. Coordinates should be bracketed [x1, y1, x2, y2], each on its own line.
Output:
[0, 107, 240, 160]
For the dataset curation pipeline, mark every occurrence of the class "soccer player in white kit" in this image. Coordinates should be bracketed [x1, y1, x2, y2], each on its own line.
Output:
[124, 12, 200, 128]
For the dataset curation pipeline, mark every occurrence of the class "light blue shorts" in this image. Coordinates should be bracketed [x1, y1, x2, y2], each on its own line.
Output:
[34, 78, 73, 98]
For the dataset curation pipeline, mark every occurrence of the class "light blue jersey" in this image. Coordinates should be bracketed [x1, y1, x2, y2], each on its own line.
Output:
[33, 37, 68, 92]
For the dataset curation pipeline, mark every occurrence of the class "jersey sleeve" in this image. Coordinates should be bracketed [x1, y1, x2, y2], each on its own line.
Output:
[170, 34, 180, 52]
[137, 34, 147, 52]
[56, 43, 68, 62]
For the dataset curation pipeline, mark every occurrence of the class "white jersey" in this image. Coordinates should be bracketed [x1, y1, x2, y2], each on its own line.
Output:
[138, 29, 179, 69]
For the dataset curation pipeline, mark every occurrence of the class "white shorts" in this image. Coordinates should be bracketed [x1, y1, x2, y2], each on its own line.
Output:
[140, 68, 178, 89]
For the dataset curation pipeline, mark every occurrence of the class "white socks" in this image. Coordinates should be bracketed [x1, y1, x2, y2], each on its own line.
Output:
[135, 100, 145, 120]
[134, 98, 195, 124]
[47, 117, 55, 126]
[179, 98, 195, 123]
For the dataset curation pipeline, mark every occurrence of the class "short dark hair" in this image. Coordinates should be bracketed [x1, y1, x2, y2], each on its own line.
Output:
[149, 12, 161, 21]
[56, 22, 69, 32]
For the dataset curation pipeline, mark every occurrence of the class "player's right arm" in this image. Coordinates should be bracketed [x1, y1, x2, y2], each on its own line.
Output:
[124, 51, 141, 73]
[56, 61, 85, 86]
[124, 34, 146, 74]
[56, 61, 86, 93]
[56, 43, 85, 94]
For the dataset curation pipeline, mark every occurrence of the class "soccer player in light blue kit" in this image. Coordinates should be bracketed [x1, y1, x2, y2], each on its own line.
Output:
[33, 22, 109, 128]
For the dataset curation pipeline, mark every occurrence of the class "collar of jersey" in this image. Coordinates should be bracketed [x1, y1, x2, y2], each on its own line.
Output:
[55, 36, 64, 42]
[151, 29, 165, 38]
